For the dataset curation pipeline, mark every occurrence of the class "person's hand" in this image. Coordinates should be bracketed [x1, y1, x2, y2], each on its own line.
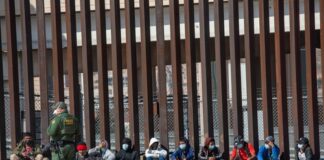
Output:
[268, 141, 274, 147]
[153, 152, 159, 157]
[208, 157, 216, 160]
[21, 151, 28, 157]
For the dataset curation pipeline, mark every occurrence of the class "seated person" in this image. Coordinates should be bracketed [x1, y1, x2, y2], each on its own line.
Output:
[295, 137, 313, 160]
[257, 136, 280, 160]
[145, 137, 168, 160]
[171, 138, 194, 160]
[115, 138, 139, 160]
[88, 140, 115, 160]
[76, 142, 93, 160]
[10, 132, 43, 160]
[199, 137, 222, 160]
[230, 135, 256, 160]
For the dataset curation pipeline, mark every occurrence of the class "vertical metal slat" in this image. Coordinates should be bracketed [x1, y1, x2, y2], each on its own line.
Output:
[289, 0, 303, 141]
[65, 0, 80, 116]
[140, 0, 154, 147]
[51, 0, 64, 102]
[80, 0, 95, 147]
[111, 0, 124, 150]
[0, 19, 6, 160]
[125, 0, 140, 151]
[243, 0, 258, 148]
[5, 0, 21, 148]
[170, 0, 184, 142]
[95, 0, 110, 145]
[199, 0, 213, 137]
[185, 0, 199, 156]
[229, 0, 243, 136]
[155, 0, 168, 149]
[304, 0, 319, 158]
[21, 0, 35, 136]
[38, 0, 50, 144]
[214, 0, 229, 157]
[274, 0, 289, 158]
[259, 0, 273, 137]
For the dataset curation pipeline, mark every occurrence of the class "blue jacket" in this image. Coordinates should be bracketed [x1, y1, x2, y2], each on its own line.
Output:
[257, 145, 280, 160]
[171, 145, 194, 160]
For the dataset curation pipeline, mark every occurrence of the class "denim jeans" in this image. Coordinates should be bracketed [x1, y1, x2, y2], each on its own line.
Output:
[146, 156, 166, 160]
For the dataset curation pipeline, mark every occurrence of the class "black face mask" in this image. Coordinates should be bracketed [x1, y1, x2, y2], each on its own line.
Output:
[150, 143, 158, 150]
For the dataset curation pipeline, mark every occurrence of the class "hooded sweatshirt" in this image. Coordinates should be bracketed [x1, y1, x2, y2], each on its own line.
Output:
[198, 137, 222, 160]
[115, 138, 139, 160]
[145, 138, 168, 159]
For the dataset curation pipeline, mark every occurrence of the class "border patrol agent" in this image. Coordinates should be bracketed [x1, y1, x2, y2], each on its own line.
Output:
[47, 102, 80, 160]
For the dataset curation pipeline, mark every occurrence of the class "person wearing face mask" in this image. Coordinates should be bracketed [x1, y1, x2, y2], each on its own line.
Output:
[230, 135, 256, 160]
[10, 132, 43, 160]
[257, 136, 280, 160]
[47, 101, 80, 160]
[145, 137, 168, 160]
[115, 138, 139, 160]
[295, 137, 313, 160]
[198, 137, 223, 160]
[88, 140, 115, 160]
[171, 138, 194, 160]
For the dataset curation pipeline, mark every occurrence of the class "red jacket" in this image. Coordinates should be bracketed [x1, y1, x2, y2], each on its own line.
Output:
[230, 143, 256, 160]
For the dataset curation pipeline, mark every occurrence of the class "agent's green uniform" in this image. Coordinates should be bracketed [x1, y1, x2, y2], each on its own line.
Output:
[47, 102, 80, 160]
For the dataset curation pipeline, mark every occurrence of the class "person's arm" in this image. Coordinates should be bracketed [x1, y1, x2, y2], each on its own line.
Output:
[145, 149, 156, 158]
[247, 144, 256, 160]
[186, 148, 195, 159]
[12, 142, 23, 155]
[256, 146, 265, 160]
[198, 148, 207, 160]
[34, 145, 43, 156]
[229, 148, 237, 160]
[271, 145, 280, 160]
[115, 151, 121, 160]
[47, 117, 60, 136]
[132, 150, 139, 160]
[105, 149, 116, 160]
[157, 148, 168, 158]
[171, 150, 179, 160]
[305, 147, 314, 160]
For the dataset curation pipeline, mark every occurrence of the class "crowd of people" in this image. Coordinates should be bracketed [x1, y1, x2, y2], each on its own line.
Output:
[9, 102, 315, 160]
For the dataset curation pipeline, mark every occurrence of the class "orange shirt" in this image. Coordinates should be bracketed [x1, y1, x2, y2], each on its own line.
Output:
[230, 143, 256, 160]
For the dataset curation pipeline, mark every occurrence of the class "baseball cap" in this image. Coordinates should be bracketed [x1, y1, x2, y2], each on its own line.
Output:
[265, 136, 274, 143]
[51, 102, 67, 110]
[297, 137, 309, 145]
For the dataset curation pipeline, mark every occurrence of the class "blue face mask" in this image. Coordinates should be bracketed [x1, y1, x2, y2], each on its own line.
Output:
[179, 144, 186, 150]
[208, 145, 215, 150]
[122, 144, 129, 151]
[237, 143, 244, 149]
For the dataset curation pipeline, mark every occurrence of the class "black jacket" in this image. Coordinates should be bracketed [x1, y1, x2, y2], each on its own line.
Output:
[295, 145, 313, 160]
[198, 146, 222, 160]
[115, 149, 139, 160]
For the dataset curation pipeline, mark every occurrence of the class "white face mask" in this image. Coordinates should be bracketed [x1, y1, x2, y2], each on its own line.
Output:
[53, 109, 58, 115]
[298, 144, 303, 149]
[179, 144, 186, 150]
[122, 144, 129, 151]
[265, 144, 270, 149]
